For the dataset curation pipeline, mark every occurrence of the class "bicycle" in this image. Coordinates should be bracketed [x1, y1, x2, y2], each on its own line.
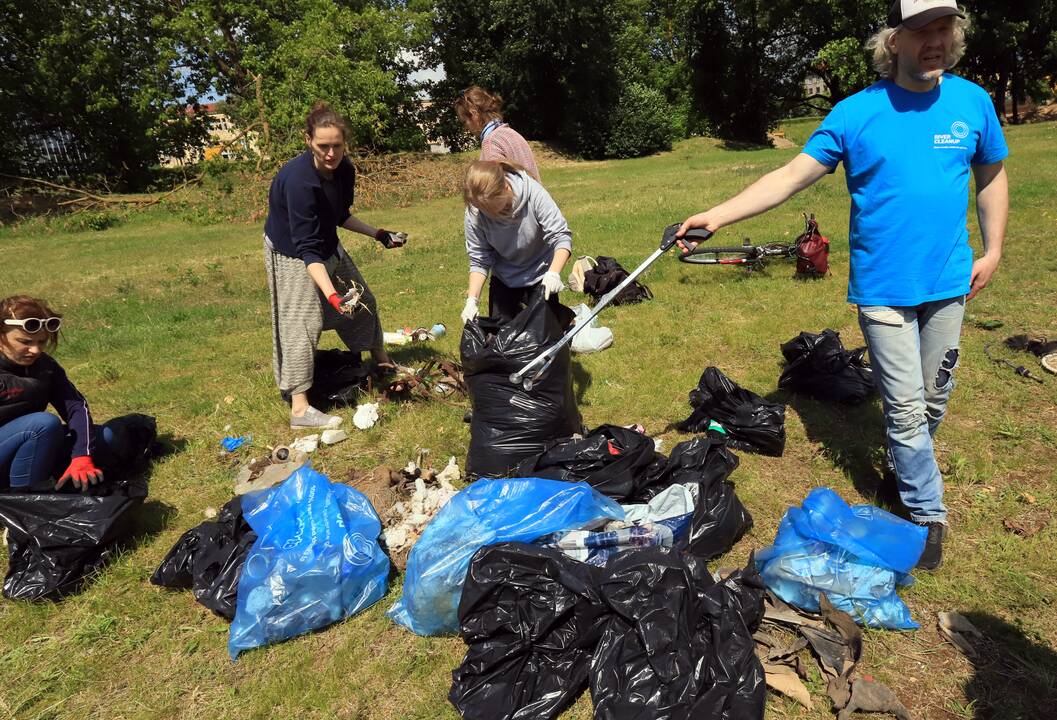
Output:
[678, 213, 825, 272]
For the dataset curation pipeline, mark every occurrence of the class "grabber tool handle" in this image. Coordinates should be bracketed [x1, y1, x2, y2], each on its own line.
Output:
[661, 224, 713, 252]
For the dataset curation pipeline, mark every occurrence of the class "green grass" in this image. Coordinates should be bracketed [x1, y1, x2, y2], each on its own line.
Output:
[1, 119, 1056, 720]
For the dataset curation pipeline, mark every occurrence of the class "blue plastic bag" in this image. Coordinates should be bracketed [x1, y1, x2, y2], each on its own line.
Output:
[228, 464, 389, 659]
[387, 478, 623, 636]
[755, 487, 927, 629]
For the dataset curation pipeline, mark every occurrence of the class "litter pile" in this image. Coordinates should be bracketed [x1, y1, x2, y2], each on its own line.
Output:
[347, 451, 462, 568]
[377, 359, 467, 402]
[756, 591, 912, 719]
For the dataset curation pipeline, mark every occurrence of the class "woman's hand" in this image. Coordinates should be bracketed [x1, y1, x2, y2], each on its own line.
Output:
[375, 229, 408, 249]
[461, 297, 480, 324]
[57, 455, 103, 490]
[541, 271, 564, 300]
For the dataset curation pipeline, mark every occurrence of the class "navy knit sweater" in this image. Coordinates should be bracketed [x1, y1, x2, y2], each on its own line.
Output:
[264, 151, 355, 264]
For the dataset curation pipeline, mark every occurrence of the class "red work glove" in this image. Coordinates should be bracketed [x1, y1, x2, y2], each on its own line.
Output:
[327, 293, 344, 312]
[57, 455, 104, 490]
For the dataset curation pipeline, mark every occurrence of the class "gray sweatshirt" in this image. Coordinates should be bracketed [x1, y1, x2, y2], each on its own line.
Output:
[464, 171, 573, 288]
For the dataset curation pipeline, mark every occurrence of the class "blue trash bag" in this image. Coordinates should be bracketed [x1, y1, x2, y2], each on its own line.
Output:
[387, 478, 623, 636]
[228, 464, 390, 659]
[755, 487, 927, 629]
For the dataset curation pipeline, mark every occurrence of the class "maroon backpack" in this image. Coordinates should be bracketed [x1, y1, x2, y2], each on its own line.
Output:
[796, 214, 829, 277]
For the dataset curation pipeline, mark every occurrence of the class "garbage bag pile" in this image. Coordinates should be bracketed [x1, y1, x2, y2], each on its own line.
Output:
[516, 429, 753, 560]
[228, 464, 389, 659]
[151, 496, 257, 620]
[461, 288, 581, 479]
[779, 330, 875, 404]
[387, 478, 623, 636]
[450, 543, 767, 720]
[676, 367, 786, 456]
[755, 488, 926, 630]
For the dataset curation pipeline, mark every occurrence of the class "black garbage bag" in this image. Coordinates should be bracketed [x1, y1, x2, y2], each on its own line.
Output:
[450, 543, 608, 720]
[281, 349, 368, 409]
[675, 367, 786, 457]
[582, 256, 653, 306]
[98, 413, 159, 468]
[150, 496, 257, 619]
[648, 437, 753, 560]
[513, 425, 665, 502]
[450, 542, 766, 720]
[779, 329, 875, 404]
[590, 549, 766, 720]
[0, 476, 148, 601]
[461, 287, 580, 479]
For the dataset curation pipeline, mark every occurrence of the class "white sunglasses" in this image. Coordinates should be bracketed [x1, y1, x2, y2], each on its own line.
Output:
[4, 317, 62, 333]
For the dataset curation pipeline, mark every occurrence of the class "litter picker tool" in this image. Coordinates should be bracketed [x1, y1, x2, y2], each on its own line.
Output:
[510, 224, 713, 390]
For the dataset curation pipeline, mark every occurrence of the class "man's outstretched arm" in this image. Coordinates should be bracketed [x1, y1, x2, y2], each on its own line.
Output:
[676, 153, 833, 245]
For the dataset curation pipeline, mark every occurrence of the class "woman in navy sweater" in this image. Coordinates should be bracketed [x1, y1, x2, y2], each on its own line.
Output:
[264, 102, 407, 429]
[0, 295, 124, 491]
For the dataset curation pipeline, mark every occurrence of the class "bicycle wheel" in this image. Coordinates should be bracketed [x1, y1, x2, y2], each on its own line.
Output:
[678, 245, 761, 265]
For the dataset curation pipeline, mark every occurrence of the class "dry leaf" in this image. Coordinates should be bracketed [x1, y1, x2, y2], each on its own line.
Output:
[764, 662, 814, 710]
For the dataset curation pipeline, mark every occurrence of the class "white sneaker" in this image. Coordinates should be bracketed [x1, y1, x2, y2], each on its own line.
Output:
[290, 406, 343, 430]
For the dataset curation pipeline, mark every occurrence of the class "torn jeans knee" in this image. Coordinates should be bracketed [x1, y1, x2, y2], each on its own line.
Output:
[933, 347, 960, 391]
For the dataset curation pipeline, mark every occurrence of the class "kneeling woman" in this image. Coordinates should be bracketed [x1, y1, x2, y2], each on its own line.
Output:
[461, 160, 571, 324]
[0, 296, 124, 492]
[264, 103, 406, 429]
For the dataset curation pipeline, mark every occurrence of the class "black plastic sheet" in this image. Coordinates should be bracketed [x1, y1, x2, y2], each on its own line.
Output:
[0, 477, 147, 600]
[450, 543, 607, 720]
[150, 496, 257, 619]
[450, 543, 766, 720]
[779, 330, 875, 405]
[676, 367, 786, 457]
[590, 549, 766, 720]
[461, 288, 580, 479]
[513, 425, 665, 502]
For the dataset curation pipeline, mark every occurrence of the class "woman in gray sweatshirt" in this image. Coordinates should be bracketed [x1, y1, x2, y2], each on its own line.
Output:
[460, 161, 572, 324]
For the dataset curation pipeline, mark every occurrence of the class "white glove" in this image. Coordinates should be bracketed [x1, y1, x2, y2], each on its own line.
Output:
[541, 271, 564, 300]
[461, 297, 480, 324]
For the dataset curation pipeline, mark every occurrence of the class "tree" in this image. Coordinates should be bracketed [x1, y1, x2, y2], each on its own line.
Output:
[685, 0, 810, 144]
[163, 0, 433, 161]
[0, 0, 204, 188]
[960, 0, 1057, 121]
[428, 0, 676, 158]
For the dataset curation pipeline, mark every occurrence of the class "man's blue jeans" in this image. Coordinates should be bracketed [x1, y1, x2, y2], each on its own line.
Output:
[0, 413, 127, 490]
[858, 296, 965, 524]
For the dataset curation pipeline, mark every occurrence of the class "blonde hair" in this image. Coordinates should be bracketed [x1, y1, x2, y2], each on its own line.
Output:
[463, 160, 524, 213]
[866, 14, 970, 79]
[454, 86, 503, 126]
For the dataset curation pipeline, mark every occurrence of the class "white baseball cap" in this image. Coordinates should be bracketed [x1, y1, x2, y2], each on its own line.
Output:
[888, 0, 965, 30]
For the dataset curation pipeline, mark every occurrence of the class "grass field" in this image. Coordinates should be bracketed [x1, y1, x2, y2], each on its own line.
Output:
[1, 119, 1055, 720]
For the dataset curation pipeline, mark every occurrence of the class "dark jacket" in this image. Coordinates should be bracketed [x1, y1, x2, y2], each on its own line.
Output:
[263, 151, 355, 265]
[0, 353, 94, 458]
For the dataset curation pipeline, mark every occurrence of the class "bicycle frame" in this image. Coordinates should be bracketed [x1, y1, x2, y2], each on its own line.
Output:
[678, 214, 817, 268]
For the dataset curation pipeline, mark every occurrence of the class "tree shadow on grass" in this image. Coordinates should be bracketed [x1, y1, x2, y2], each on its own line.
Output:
[961, 611, 1057, 719]
[769, 389, 906, 515]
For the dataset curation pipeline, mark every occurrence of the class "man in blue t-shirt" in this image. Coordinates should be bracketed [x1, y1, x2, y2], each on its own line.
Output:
[676, 0, 1009, 571]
